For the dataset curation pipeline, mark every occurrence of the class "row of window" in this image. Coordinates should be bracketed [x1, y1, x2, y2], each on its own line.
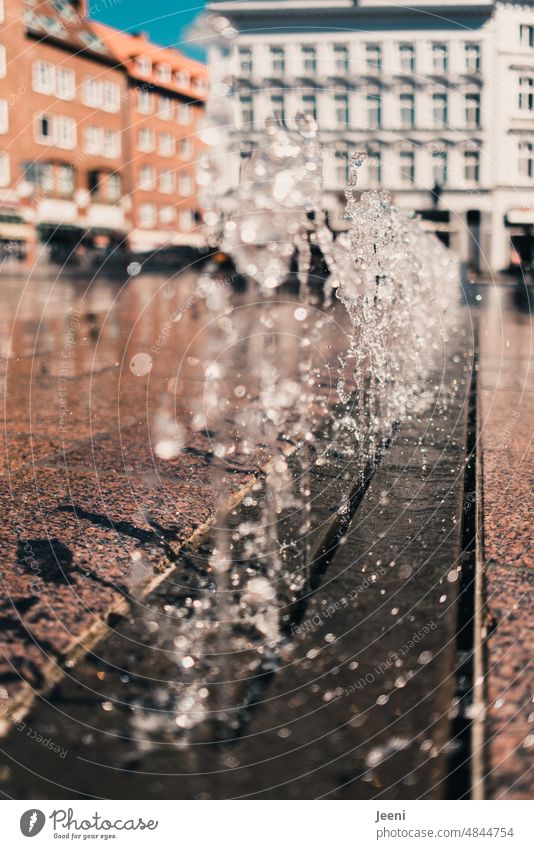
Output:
[238, 41, 481, 77]
[23, 7, 107, 53]
[239, 90, 481, 130]
[136, 89, 193, 124]
[0, 154, 198, 208]
[328, 142, 534, 185]
[35, 113, 121, 155]
[32, 60, 122, 111]
[138, 203, 196, 230]
[137, 165, 194, 195]
[328, 147, 481, 187]
[32, 62, 197, 126]
[133, 55, 206, 95]
[33, 112, 194, 159]
[136, 127, 193, 158]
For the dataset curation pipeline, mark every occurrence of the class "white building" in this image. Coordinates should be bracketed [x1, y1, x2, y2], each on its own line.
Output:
[206, 0, 534, 273]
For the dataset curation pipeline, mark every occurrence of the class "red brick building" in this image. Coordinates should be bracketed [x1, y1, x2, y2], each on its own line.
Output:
[91, 24, 207, 253]
[0, 0, 206, 265]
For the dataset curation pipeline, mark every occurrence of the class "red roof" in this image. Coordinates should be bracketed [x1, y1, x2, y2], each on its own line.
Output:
[23, 0, 115, 61]
[90, 22, 208, 101]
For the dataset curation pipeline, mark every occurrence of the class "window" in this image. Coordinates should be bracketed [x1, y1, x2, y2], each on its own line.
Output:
[51, 0, 78, 22]
[366, 44, 381, 72]
[465, 91, 481, 127]
[399, 43, 415, 72]
[89, 170, 120, 201]
[465, 43, 481, 72]
[160, 205, 175, 225]
[464, 149, 480, 182]
[159, 95, 173, 120]
[334, 92, 349, 128]
[518, 140, 534, 177]
[0, 45, 5, 79]
[0, 152, 9, 186]
[177, 103, 191, 125]
[57, 164, 74, 197]
[432, 149, 447, 185]
[139, 202, 156, 227]
[156, 64, 171, 83]
[136, 56, 152, 76]
[138, 127, 155, 151]
[519, 76, 534, 111]
[432, 92, 448, 127]
[302, 92, 317, 120]
[270, 46, 285, 75]
[159, 169, 175, 193]
[22, 161, 53, 193]
[88, 169, 102, 195]
[103, 128, 121, 158]
[335, 151, 349, 185]
[400, 90, 415, 128]
[36, 113, 54, 144]
[103, 81, 120, 113]
[83, 78, 103, 108]
[107, 173, 121, 202]
[179, 209, 194, 230]
[33, 60, 55, 94]
[302, 45, 317, 74]
[84, 124, 103, 154]
[175, 70, 190, 89]
[57, 67, 75, 100]
[367, 148, 382, 187]
[271, 92, 285, 125]
[178, 173, 193, 195]
[520, 24, 534, 48]
[137, 88, 153, 114]
[56, 115, 76, 150]
[159, 132, 175, 156]
[0, 99, 8, 134]
[239, 94, 254, 128]
[79, 31, 105, 53]
[432, 43, 448, 73]
[333, 44, 349, 74]
[238, 46, 252, 75]
[139, 164, 156, 190]
[367, 91, 381, 128]
[179, 137, 192, 159]
[400, 149, 415, 185]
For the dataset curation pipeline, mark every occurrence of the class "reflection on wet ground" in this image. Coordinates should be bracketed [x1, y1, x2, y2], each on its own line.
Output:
[0, 269, 476, 799]
[2, 272, 531, 800]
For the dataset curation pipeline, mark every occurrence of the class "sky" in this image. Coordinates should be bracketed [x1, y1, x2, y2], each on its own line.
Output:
[89, 0, 208, 58]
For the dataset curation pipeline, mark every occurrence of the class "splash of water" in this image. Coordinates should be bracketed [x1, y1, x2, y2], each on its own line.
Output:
[136, 30, 458, 739]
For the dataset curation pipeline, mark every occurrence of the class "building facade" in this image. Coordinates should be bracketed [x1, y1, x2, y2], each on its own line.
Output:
[0, 0, 206, 266]
[206, 0, 534, 273]
[91, 24, 207, 252]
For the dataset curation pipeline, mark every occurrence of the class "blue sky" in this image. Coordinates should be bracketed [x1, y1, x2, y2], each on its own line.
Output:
[89, 0, 207, 58]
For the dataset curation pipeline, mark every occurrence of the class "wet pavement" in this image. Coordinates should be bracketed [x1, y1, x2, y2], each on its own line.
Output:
[0, 271, 531, 800]
[0, 270, 348, 725]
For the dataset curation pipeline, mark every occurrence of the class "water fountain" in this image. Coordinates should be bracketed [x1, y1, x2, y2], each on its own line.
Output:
[130, 13, 460, 747]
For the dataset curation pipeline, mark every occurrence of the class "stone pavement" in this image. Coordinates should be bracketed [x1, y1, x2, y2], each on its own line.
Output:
[0, 272, 345, 730]
[0, 272, 531, 800]
[478, 283, 534, 800]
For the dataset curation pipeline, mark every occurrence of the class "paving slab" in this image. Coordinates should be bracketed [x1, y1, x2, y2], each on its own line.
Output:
[0, 317, 471, 799]
[478, 285, 534, 800]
